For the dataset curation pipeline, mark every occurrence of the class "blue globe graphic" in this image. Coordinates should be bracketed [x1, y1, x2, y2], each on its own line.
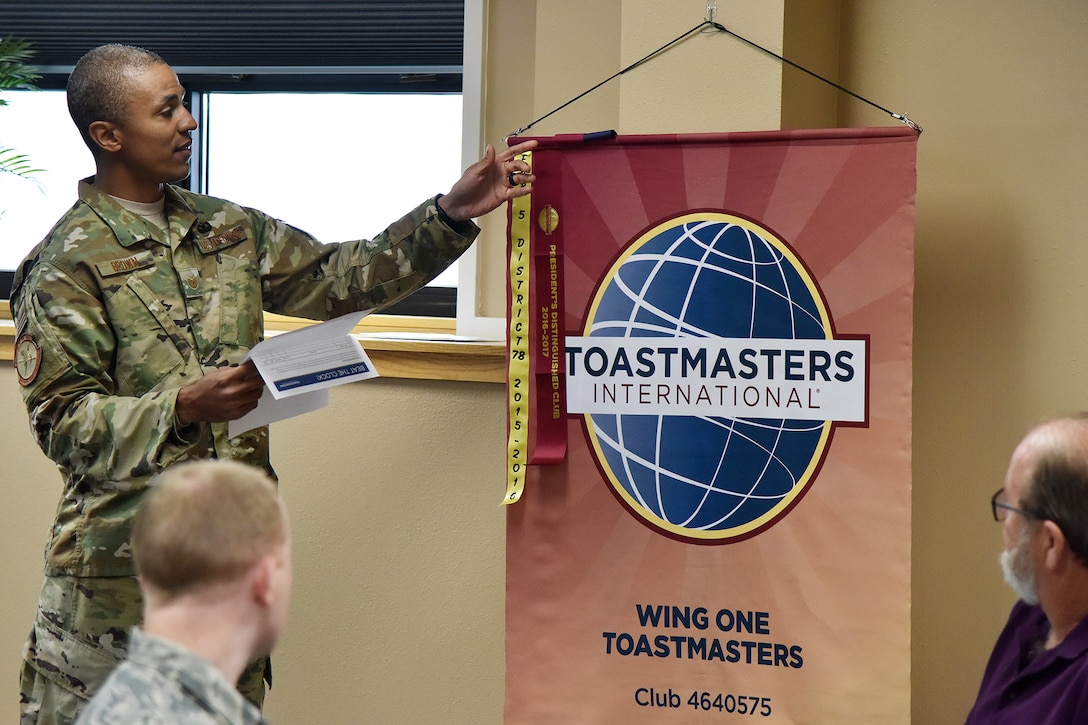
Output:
[585, 213, 832, 542]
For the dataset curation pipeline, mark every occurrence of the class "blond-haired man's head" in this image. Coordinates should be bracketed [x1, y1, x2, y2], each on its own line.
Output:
[134, 460, 292, 663]
[135, 460, 287, 595]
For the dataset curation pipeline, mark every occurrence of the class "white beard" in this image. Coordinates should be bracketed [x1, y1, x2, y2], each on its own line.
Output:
[1000, 529, 1039, 606]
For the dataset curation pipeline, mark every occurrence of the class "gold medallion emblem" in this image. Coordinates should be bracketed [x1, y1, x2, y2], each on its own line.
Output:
[538, 205, 559, 235]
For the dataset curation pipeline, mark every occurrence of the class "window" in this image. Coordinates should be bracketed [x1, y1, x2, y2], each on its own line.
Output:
[0, 0, 490, 327]
[0, 90, 95, 273]
[0, 87, 463, 313]
[201, 91, 463, 294]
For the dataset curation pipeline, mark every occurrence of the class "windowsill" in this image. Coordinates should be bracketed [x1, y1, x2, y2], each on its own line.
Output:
[1, 302, 506, 384]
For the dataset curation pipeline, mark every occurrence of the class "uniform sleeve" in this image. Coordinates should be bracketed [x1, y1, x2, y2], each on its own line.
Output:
[15, 263, 201, 485]
[255, 195, 480, 320]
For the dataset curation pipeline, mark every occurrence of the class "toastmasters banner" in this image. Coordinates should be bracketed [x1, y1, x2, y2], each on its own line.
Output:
[504, 128, 917, 724]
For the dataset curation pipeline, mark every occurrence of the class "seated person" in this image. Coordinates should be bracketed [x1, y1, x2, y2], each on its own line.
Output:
[76, 460, 292, 724]
[965, 414, 1088, 724]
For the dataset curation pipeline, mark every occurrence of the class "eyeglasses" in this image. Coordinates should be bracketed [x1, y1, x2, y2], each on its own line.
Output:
[991, 488, 1037, 522]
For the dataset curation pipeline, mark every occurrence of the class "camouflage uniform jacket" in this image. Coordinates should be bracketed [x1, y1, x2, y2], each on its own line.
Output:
[12, 180, 479, 578]
[74, 627, 268, 724]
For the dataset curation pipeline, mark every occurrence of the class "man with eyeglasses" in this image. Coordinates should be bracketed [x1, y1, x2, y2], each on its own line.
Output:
[965, 414, 1088, 724]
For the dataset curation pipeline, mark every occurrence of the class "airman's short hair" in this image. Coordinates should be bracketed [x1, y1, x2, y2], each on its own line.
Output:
[67, 43, 168, 151]
[133, 460, 286, 599]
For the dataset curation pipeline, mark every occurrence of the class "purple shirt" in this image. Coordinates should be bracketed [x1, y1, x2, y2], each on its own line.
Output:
[965, 600, 1088, 724]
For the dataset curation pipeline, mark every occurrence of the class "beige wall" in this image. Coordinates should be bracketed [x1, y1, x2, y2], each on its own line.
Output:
[475, 0, 787, 317]
[836, 1, 1088, 722]
[3, 1, 1087, 723]
[1, 372, 510, 724]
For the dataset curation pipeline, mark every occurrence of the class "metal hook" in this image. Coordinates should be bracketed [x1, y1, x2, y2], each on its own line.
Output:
[502, 126, 528, 144]
[892, 113, 923, 134]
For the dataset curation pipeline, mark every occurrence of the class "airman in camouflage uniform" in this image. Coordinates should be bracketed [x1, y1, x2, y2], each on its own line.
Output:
[76, 459, 289, 725]
[12, 43, 536, 724]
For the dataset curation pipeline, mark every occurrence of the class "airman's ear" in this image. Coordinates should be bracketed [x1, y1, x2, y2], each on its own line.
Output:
[249, 555, 276, 608]
[88, 120, 122, 154]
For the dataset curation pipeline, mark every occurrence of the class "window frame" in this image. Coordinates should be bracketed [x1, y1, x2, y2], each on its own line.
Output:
[453, 0, 505, 340]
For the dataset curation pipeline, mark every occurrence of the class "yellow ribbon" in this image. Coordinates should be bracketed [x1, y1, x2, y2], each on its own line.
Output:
[503, 150, 533, 505]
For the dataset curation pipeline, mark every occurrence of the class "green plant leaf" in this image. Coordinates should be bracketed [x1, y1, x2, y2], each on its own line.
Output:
[0, 38, 43, 195]
[0, 147, 45, 191]
[0, 36, 40, 105]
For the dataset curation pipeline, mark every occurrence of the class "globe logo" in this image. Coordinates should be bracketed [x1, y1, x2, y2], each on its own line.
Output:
[581, 212, 838, 543]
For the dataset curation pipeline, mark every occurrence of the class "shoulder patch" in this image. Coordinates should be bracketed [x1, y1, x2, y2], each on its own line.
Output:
[14, 334, 42, 387]
[95, 251, 157, 278]
[195, 225, 248, 254]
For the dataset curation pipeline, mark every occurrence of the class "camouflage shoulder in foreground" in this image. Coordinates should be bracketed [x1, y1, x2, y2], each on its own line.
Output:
[75, 628, 267, 725]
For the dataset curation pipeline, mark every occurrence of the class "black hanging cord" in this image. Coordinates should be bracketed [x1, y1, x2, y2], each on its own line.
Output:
[705, 21, 921, 133]
[505, 18, 920, 140]
[504, 20, 711, 140]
